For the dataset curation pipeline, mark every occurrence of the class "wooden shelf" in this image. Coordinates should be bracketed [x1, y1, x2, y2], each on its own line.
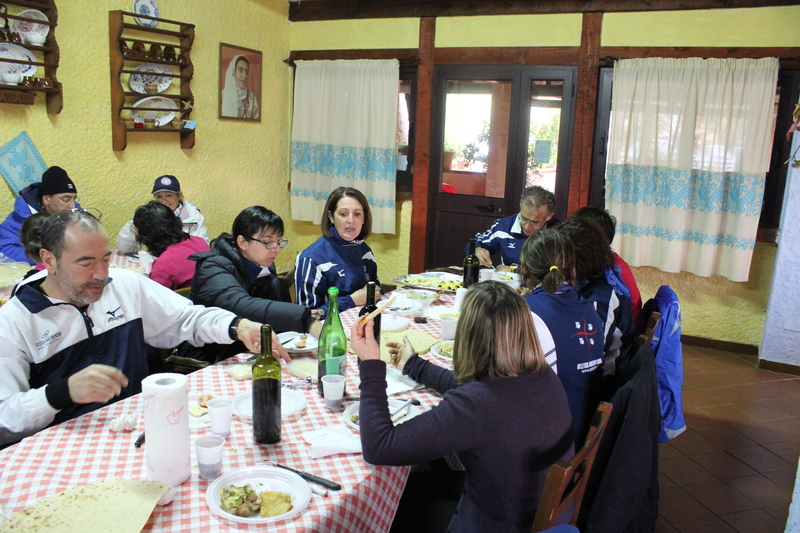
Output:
[1, 0, 63, 113]
[109, 10, 195, 151]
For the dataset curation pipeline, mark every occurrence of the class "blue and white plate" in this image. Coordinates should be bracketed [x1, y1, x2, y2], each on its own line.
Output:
[130, 96, 178, 126]
[132, 0, 159, 28]
[0, 43, 37, 77]
[129, 63, 173, 94]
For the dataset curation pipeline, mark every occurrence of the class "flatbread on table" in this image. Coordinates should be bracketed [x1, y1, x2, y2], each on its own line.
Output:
[379, 330, 439, 362]
[0, 479, 170, 533]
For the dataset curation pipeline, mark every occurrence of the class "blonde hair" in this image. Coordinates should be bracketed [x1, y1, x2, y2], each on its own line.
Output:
[453, 282, 546, 382]
[519, 228, 576, 294]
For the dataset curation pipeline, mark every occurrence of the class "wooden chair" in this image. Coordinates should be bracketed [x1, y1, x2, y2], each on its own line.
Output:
[277, 268, 296, 303]
[635, 311, 661, 347]
[531, 402, 613, 532]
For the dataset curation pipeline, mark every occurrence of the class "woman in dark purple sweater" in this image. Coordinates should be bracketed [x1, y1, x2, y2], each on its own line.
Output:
[350, 282, 575, 533]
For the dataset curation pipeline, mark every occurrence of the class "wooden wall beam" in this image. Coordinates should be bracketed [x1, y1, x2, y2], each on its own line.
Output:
[290, 0, 797, 22]
[569, 12, 603, 215]
[408, 17, 435, 275]
[289, 49, 420, 62]
[434, 47, 579, 65]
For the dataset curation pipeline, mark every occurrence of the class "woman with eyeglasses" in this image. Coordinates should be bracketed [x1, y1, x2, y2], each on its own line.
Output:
[187, 206, 321, 362]
[132, 201, 210, 290]
[295, 187, 379, 317]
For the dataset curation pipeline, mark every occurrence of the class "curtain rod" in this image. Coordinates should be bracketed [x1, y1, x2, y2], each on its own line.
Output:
[601, 55, 800, 63]
[284, 57, 421, 66]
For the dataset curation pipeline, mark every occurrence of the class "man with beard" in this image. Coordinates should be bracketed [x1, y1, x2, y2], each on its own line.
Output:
[0, 210, 286, 447]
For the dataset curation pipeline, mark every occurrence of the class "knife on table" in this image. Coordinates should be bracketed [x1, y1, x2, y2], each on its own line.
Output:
[262, 461, 341, 490]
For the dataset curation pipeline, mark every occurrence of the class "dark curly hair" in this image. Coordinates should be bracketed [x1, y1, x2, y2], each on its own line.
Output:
[21, 212, 50, 263]
[557, 218, 613, 283]
[519, 228, 576, 294]
[133, 201, 188, 256]
[570, 205, 616, 245]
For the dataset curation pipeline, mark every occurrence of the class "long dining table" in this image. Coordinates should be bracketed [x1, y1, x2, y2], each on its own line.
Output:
[0, 291, 457, 532]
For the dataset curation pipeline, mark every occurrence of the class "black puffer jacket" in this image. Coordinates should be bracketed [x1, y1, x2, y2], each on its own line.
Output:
[188, 238, 314, 334]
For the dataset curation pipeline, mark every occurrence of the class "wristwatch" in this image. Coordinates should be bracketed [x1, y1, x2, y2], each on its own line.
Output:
[229, 317, 243, 341]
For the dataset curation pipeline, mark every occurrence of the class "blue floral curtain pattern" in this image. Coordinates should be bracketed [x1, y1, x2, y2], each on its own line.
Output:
[290, 60, 399, 234]
[606, 58, 779, 281]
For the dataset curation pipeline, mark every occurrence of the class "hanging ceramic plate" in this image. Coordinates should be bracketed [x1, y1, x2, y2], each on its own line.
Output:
[0, 43, 37, 77]
[11, 9, 49, 46]
[132, 0, 159, 28]
[131, 96, 178, 126]
[129, 63, 173, 94]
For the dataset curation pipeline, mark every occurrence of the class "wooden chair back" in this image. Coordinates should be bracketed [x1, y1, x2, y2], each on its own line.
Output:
[531, 402, 613, 532]
[278, 268, 295, 303]
[635, 311, 661, 347]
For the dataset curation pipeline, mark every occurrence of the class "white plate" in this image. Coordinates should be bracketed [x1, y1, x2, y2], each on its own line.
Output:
[277, 331, 318, 354]
[130, 96, 177, 126]
[132, 0, 159, 27]
[381, 315, 409, 331]
[393, 272, 463, 291]
[129, 63, 173, 94]
[343, 400, 422, 431]
[424, 307, 460, 321]
[11, 10, 49, 45]
[430, 341, 454, 359]
[232, 389, 307, 419]
[0, 43, 37, 77]
[205, 466, 311, 525]
[187, 393, 211, 429]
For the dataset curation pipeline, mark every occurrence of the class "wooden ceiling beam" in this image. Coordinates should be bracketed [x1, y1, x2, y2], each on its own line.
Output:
[289, 0, 797, 22]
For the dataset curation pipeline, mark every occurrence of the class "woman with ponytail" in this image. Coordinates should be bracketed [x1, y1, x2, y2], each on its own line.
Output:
[518, 228, 605, 446]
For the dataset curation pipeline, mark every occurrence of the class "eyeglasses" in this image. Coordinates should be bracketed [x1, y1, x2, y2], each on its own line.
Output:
[56, 195, 79, 204]
[250, 237, 288, 250]
[518, 213, 547, 229]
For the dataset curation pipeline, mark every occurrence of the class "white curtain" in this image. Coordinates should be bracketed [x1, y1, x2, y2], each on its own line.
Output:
[290, 60, 399, 234]
[605, 57, 779, 282]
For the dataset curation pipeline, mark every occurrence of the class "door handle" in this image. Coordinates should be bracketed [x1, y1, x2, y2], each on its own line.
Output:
[475, 204, 495, 213]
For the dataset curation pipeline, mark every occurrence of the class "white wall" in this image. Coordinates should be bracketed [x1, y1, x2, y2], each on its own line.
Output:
[761, 131, 800, 365]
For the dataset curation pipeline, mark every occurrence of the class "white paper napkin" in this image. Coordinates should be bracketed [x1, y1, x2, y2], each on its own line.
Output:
[385, 366, 421, 396]
[302, 426, 362, 458]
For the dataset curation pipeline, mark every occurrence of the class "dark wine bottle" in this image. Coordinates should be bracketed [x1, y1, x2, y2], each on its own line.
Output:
[317, 287, 347, 397]
[253, 324, 281, 444]
[463, 237, 480, 288]
[358, 281, 381, 344]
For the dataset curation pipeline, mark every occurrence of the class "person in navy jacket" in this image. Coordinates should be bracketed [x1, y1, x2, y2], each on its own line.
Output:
[466, 185, 559, 268]
[0, 166, 78, 264]
[295, 187, 379, 317]
[519, 228, 605, 447]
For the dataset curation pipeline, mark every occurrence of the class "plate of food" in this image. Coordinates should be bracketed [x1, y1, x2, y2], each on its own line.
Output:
[430, 341, 454, 359]
[130, 96, 178, 126]
[132, 0, 160, 27]
[129, 63, 173, 94]
[343, 399, 422, 431]
[277, 331, 318, 354]
[393, 272, 463, 292]
[187, 393, 214, 429]
[232, 389, 307, 419]
[205, 466, 311, 524]
[424, 307, 460, 321]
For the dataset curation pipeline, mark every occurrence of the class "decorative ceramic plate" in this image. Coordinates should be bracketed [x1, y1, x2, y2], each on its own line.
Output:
[0, 43, 37, 77]
[277, 331, 318, 354]
[11, 9, 49, 45]
[130, 96, 177, 126]
[343, 399, 422, 431]
[129, 63, 173, 94]
[205, 466, 311, 524]
[132, 0, 159, 27]
[232, 389, 307, 419]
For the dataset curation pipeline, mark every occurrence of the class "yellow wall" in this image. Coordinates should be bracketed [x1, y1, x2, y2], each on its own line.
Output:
[0, 0, 300, 271]
[603, 6, 800, 47]
[290, 18, 419, 51]
[436, 14, 583, 48]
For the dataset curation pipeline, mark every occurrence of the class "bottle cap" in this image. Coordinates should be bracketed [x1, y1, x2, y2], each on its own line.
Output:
[327, 287, 339, 296]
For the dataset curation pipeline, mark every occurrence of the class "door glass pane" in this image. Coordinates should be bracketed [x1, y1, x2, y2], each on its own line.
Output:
[526, 80, 562, 194]
[442, 79, 512, 198]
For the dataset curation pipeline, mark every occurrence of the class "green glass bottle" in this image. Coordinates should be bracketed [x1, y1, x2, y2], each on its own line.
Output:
[252, 324, 281, 444]
[317, 287, 347, 397]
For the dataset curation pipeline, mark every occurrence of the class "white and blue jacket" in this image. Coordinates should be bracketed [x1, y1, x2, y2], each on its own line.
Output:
[524, 284, 606, 446]
[295, 230, 379, 317]
[0, 268, 237, 446]
[467, 214, 559, 266]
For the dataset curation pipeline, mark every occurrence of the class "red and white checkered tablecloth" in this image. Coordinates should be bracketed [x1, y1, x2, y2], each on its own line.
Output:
[0, 293, 456, 532]
[110, 249, 152, 276]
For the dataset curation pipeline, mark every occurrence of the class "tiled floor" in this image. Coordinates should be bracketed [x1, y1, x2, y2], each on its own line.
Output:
[656, 345, 800, 533]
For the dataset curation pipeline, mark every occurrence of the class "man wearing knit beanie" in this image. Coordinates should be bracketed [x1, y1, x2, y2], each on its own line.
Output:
[0, 166, 80, 264]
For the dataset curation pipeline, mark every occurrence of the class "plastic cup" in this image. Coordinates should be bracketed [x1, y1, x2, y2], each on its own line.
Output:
[479, 269, 493, 282]
[453, 287, 468, 310]
[321, 374, 346, 410]
[206, 398, 233, 437]
[441, 316, 458, 341]
[195, 435, 225, 480]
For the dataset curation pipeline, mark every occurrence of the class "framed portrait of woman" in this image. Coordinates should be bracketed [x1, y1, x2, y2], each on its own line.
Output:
[219, 43, 262, 121]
